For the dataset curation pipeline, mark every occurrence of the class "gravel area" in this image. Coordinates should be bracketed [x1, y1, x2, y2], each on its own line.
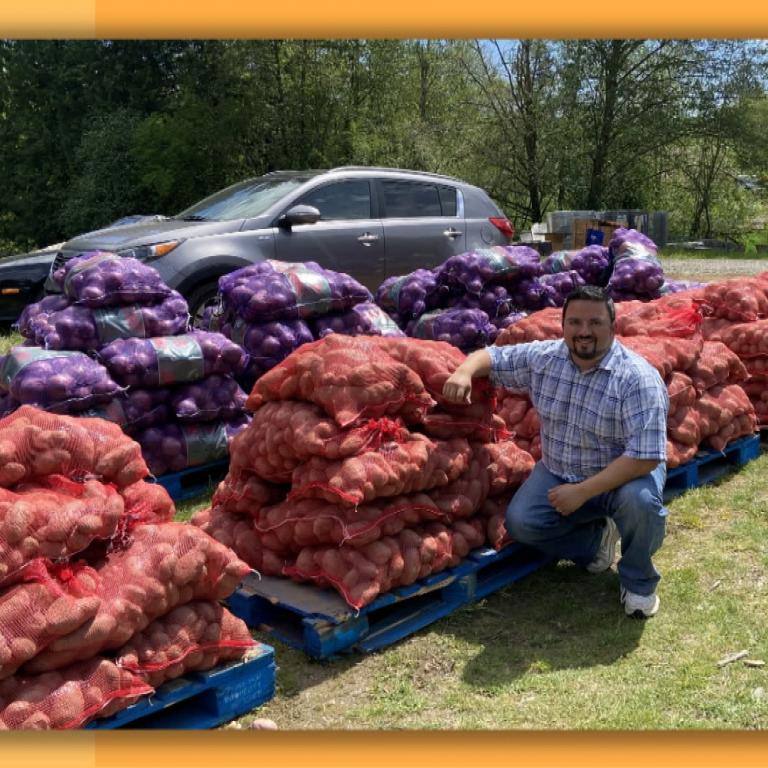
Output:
[660, 258, 767, 278]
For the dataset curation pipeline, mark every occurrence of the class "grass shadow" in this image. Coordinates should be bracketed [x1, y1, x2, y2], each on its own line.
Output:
[442, 560, 648, 688]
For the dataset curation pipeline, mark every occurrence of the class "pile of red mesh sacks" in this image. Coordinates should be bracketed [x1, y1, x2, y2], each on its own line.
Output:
[0, 406, 257, 729]
[696, 274, 768, 428]
[193, 335, 536, 610]
[492, 289, 759, 468]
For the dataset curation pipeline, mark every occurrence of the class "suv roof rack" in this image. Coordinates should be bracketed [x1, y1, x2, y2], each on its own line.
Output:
[328, 166, 461, 182]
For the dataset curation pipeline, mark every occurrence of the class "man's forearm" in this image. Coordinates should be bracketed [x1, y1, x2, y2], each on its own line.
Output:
[578, 455, 661, 499]
[456, 348, 492, 379]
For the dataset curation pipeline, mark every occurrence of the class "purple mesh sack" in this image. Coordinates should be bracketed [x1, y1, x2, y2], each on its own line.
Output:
[59, 252, 172, 307]
[606, 257, 664, 301]
[223, 317, 314, 383]
[81, 388, 171, 433]
[219, 260, 372, 322]
[444, 285, 512, 321]
[313, 302, 406, 339]
[15, 295, 70, 339]
[135, 415, 250, 476]
[374, 269, 441, 319]
[0, 347, 123, 413]
[608, 228, 659, 265]
[0, 392, 18, 417]
[406, 308, 497, 351]
[437, 246, 543, 295]
[491, 311, 527, 331]
[507, 277, 551, 311]
[29, 291, 190, 351]
[99, 331, 246, 388]
[170, 374, 248, 422]
[539, 270, 587, 307]
[570, 245, 611, 285]
[660, 279, 707, 295]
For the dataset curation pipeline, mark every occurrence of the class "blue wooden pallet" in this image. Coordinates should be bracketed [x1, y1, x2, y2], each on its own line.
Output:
[664, 433, 761, 503]
[151, 459, 229, 502]
[227, 543, 552, 660]
[85, 643, 275, 730]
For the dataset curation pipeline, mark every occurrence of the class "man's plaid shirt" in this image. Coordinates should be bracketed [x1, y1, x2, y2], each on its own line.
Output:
[487, 339, 669, 482]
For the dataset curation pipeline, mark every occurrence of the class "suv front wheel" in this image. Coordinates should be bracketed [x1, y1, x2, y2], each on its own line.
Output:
[185, 280, 223, 329]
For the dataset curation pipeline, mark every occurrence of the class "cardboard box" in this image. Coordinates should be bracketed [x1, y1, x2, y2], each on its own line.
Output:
[571, 218, 621, 249]
[544, 232, 567, 251]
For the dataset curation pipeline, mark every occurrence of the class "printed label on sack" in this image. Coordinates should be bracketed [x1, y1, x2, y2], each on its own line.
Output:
[80, 399, 128, 426]
[63, 251, 120, 297]
[384, 276, 406, 311]
[478, 247, 514, 276]
[93, 306, 147, 343]
[151, 336, 205, 386]
[184, 423, 229, 466]
[0, 347, 80, 388]
[410, 309, 445, 340]
[357, 305, 401, 336]
[229, 318, 248, 347]
[284, 268, 334, 318]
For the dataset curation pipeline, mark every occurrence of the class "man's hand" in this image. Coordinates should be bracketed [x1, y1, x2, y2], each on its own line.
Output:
[548, 482, 591, 516]
[442, 370, 474, 405]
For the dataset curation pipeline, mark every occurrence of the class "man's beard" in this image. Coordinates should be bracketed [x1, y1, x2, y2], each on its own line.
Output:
[571, 338, 600, 360]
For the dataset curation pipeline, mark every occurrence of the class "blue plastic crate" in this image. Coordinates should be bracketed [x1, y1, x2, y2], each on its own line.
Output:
[227, 543, 552, 660]
[85, 643, 275, 730]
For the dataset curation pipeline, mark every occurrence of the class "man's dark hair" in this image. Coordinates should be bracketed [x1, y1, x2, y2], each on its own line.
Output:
[562, 285, 615, 324]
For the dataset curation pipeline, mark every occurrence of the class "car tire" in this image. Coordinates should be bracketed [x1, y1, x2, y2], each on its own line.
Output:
[185, 280, 223, 328]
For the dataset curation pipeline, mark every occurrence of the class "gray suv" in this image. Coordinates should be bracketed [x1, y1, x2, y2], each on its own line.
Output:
[46, 167, 514, 319]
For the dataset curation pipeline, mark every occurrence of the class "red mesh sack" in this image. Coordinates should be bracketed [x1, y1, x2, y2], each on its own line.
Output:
[288, 435, 471, 506]
[700, 317, 735, 342]
[717, 320, 768, 357]
[478, 495, 514, 550]
[475, 441, 536, 496]
[252, 493, 445, 551]
[0, 406, 147, 488]
[694, 385, 756, 451]
[229, 401, 409, 483]
[510, 434, 542, 461]
[0, 561, 101, 680]
[706, 412, 757, 452]
[115, 601, 256, 688]
[666, 371, 697, 417]
[120, 481, 175, 527]
[666, 405, 702, 447]
[743, 357, 768, 377]
[286, 519, 486, 609]
[666, 438, 698, 469]
[246, 335, 434, 428]
[742, 376, 768, 426]
[688, 341, 749, 394]
[618, 336, 703, 378]
[701, 278, 768, 322]
[191, 506, 288, 576]
[211, 472, 286, 518]
[614, 296, 703, 338]
[495, 307, 563, 345]
[0, 656, 152, 729]
[25, 524, 251, 673]
[421, 406, 505, 443]
[496, 390, 530, 432]
[0, 477, 124, 586]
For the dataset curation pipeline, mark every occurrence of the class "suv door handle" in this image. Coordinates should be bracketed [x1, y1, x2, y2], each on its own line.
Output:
[357, 232, 380, 246]
[443, 228, 463, 238]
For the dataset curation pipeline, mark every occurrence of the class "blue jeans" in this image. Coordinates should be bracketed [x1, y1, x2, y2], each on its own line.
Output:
[505, 461, 668, 595]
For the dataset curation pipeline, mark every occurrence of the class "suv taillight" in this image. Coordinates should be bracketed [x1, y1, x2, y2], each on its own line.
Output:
[489, 217, 515, 238]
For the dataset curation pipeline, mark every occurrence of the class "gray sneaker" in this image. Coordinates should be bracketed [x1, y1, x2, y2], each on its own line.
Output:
[585, 518, 620, 574]
[621, 587, 660, 618]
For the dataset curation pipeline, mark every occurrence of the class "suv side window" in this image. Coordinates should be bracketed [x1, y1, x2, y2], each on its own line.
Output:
[381, 181, 457, 218]
[298, 180, 372, 220]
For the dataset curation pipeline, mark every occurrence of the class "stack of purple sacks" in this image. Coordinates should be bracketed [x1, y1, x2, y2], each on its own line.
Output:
[8, 251, 250, 477]
[200, 260, 403, 391]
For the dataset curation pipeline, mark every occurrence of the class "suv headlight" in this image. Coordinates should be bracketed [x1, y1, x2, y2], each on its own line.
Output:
[118, 240, 182, 262]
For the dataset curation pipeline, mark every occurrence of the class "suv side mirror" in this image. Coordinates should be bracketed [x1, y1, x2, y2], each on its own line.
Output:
[277, 205, 321, 229]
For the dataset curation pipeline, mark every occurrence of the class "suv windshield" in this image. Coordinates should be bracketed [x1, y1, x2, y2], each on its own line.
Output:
[175, 174, 317, 221]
